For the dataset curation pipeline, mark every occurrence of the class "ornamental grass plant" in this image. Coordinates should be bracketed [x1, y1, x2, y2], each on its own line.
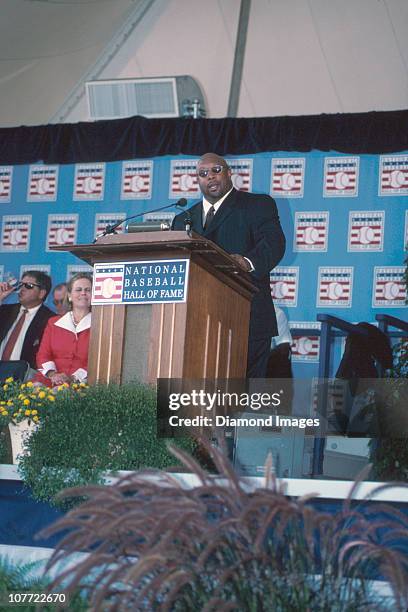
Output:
[18, 382, 195, 508]
[41, 437, 408, 611]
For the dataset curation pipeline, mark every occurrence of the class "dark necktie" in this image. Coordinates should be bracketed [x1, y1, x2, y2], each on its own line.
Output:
[2, 308, 28, 361]
[204, 205, 215, 230]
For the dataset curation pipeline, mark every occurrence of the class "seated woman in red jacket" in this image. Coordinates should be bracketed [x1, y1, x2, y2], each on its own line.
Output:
[36, 273, 92, 387]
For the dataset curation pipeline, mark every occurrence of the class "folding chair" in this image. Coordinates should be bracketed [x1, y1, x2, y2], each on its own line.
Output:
[0, 360, 31, 383]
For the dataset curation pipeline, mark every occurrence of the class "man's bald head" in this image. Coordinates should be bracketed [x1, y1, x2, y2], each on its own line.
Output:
[198, 152, 228, 167]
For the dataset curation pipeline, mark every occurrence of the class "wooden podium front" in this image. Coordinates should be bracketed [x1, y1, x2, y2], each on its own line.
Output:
[57, 231, 257, 384]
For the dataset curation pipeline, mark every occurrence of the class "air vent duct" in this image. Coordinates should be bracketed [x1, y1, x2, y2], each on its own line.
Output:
[86, 76, 205, 120]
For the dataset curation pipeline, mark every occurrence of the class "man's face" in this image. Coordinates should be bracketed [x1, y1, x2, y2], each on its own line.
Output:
[19, 275, 46, 309]
[197, 155, 233, 204]
[53, 287, 67, 315]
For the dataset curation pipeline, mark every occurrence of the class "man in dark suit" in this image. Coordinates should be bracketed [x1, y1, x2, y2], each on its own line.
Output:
[0, 270, 55, 369]
[172, 153, 285, 377]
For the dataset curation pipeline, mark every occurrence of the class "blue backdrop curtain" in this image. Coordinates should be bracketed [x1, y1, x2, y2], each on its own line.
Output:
[0, 109, 406, 377]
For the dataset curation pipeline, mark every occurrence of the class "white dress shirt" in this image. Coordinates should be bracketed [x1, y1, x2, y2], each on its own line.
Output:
[202, 187, 234, 223]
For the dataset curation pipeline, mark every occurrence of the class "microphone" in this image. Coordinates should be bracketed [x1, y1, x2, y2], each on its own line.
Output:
[127, 221, 171, 233]
[94, 198, 188, 242]
[183, 209, 193, 235]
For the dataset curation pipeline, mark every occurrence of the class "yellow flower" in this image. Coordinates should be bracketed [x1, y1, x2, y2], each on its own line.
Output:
[31, 409, 38, 416]
[33, 416, 39, 422]
[7, 400, 13, 406]
[23, 399, 30, 406]
[20, 383, 26, 389]
[47, 395, 55, 402]
[2, 384, 8, 391]
[57, 385, 64, 392]
[2, 410, 8, 416]
[5, 376, 14, 383]
[79, 382, 87, 388]
[25, 409, 31, 416]
[38, 391, 46, 399]
[18, 394, 25, 400]
[26, 381, 33, 388]
[0, 401, 5, 405]
[13, 413, 17, 418]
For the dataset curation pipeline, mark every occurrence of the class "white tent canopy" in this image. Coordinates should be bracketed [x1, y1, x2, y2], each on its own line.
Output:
[1, 0, 407, 127]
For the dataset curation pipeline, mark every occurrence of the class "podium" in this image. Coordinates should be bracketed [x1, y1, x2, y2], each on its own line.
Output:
[56, 231, 257, 384]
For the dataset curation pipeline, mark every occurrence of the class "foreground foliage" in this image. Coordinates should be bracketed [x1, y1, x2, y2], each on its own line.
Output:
[370, 340, 408, 480]
[0, 556, 87, 611]
[41, 439, 408, 611]
[369, 249, 408, 480]
[18, 382, 194, 508]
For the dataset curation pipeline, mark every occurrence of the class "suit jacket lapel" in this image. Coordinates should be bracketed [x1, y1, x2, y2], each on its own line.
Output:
[22, 305, 43, 353]
[0, 304, 19, 343]
[189, 202, 204, 234]
[202, 188, 237, 237]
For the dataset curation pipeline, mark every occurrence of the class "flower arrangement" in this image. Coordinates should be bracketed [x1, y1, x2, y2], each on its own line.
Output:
[0, 377, 89, 464]
[0, 377, 88, 427]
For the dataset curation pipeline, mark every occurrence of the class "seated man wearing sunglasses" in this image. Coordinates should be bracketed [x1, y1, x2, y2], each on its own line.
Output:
[0, 270, 55, 369]
[172, 152, 285, 377]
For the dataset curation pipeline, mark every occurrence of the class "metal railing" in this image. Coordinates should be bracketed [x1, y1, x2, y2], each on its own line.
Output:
[290, 314, 407, 476]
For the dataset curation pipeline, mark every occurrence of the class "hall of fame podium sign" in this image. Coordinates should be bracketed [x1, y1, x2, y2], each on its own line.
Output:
[92, 259, 190, 305]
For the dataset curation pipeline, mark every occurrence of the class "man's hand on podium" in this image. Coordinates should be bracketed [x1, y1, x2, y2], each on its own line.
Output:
[230, 254, 252, 272]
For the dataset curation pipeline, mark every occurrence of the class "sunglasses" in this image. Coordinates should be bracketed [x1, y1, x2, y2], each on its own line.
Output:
[197, 165, 226, 178]
[20, 281, 42, 290]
